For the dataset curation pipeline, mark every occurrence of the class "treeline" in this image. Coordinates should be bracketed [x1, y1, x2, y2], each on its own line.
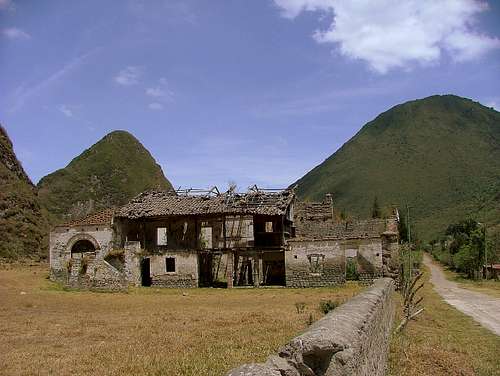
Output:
[428, 219, 499, 279]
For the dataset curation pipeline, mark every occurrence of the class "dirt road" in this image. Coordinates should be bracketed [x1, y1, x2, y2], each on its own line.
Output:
[423, 254, 500, 336]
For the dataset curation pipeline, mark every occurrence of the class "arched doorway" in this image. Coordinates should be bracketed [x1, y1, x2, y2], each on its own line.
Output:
[71, 239, 96, 254]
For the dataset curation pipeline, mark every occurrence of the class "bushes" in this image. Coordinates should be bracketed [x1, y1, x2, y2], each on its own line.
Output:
[345, 258, 359, 280]
[319, 299, 339, 314]
[431, 219, 499, 279]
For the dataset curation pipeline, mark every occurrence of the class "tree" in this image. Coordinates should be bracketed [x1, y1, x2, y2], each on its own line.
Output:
[371, 196, 381, 219]
[398, 210, 408, 243]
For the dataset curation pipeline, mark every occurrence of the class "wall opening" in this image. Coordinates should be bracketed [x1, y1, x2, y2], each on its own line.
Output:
[141, 258, 151, 287]
[71, 239, 95, 255]
[165, 257, 176, 272]
[262, 252, 286, 286]
[199, 252, 225, 287]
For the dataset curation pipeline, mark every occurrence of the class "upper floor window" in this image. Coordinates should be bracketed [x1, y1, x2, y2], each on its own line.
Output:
[157, 227, 167, 246]
[265, 221, 273, 233]
[200, 226, 213, 249]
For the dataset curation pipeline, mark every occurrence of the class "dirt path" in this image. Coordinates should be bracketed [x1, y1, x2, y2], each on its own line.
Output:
[423, 254, 500, 336]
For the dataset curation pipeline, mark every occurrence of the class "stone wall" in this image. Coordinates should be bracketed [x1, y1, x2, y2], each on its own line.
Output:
[285, 238, 384, 287]
[148, 252, 198, 288]
[227, 278, 395, 376]
[49, 225, 114, 282]
[286, 240, 345, 287]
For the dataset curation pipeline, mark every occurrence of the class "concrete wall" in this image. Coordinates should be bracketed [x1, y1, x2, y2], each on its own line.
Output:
[227, 278, 395, 376]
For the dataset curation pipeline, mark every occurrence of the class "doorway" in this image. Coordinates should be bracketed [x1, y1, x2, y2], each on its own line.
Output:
[141, 258, 151, 287]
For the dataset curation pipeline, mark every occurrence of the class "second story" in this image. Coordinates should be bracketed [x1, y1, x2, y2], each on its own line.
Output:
[113, 187, 296, 252]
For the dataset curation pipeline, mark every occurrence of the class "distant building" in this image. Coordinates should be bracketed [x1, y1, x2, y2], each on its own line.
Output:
[49, 186, 399, 289]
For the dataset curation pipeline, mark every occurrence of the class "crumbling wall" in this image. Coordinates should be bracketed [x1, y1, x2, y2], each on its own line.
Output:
[227, 278, 395, 376]
[286, 240, 345, 287]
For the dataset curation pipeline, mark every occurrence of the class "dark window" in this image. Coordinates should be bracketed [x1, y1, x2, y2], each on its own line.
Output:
[165, 257, 176, 272]
[307, 254, 325, 274]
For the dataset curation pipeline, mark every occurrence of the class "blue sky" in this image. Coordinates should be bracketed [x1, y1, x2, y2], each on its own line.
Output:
[1, 0, 499, 191]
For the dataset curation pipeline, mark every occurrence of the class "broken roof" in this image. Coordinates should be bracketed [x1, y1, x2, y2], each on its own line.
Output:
[116, 188, 295, 219]
[56, 208, 115, 227]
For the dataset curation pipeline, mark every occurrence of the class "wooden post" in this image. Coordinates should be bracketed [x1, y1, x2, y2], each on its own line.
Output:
[259, 252, 264, 285]
[253, 253, 260, 287]
[226, 251, 234, 288]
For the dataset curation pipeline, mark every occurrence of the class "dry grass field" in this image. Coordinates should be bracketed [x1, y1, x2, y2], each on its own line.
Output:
[388, 266, 500, 376]
[0, 264, 363, 376]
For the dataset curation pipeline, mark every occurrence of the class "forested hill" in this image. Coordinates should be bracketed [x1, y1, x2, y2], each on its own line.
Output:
[38, 130, 173, 223]
[0, 125, 49, 259]
[295, 95, 500, 240]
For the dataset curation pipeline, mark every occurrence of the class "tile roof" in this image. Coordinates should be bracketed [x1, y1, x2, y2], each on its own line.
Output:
[57, 208, 115, 227]
[116, 189, 294, 219]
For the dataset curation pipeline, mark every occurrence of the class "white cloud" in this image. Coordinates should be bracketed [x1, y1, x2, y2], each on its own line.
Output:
[145, 77, 174, 110]
[148, 102, 164, 110]
[58, 105, 73, 117]
[273, 0, 500, 73]
[3, 27, 30, 40]
[146, 87, 166, 98]
[114, 66, 142, 86]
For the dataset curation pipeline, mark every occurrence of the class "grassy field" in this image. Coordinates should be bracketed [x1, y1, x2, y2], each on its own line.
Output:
[0, 263, 363, 376]
[388, 266, 500, 376]
[441, 266, 500, 298]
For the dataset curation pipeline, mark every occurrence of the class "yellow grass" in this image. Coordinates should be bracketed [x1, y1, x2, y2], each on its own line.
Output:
[0, 263, 363, 376]
[388, 266, 500, 376]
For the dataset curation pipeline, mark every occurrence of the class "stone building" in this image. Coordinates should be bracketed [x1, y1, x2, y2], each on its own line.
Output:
[49, 187, 399, 289]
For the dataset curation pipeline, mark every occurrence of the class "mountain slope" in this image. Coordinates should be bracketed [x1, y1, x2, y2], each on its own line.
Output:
[0, 125, 49, 259]
[38, 130, 173, 222]
[295, 95, 500, 240]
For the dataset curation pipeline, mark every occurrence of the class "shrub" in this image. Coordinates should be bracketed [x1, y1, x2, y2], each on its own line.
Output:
[80, 255, 90, 275]
[295, 302, 306, 314]
[345, 258, 359, 280]
[319, 299, 339, 314]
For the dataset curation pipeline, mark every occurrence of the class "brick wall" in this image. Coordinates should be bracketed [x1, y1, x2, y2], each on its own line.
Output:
[227, 278, 396, 376]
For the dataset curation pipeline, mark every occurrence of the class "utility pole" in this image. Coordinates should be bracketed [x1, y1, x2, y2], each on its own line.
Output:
[478, 222, 488, 279]
[484, 223, 488, 279]
[406, 204, 412, 278]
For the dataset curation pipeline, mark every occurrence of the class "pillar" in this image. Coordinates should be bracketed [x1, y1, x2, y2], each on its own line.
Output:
[226, 251, 234, 288]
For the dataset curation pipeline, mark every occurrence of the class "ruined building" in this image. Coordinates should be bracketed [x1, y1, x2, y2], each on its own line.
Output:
[49, 187, 399, 289]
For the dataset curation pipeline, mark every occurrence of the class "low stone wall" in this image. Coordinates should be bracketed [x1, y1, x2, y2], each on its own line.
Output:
[227, 278, 395, 376]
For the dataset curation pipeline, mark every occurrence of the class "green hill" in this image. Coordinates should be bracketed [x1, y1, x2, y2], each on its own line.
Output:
[38, 130, 173, 223]
[295, 95, 500, 240]
[0, 125, 50, 259]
